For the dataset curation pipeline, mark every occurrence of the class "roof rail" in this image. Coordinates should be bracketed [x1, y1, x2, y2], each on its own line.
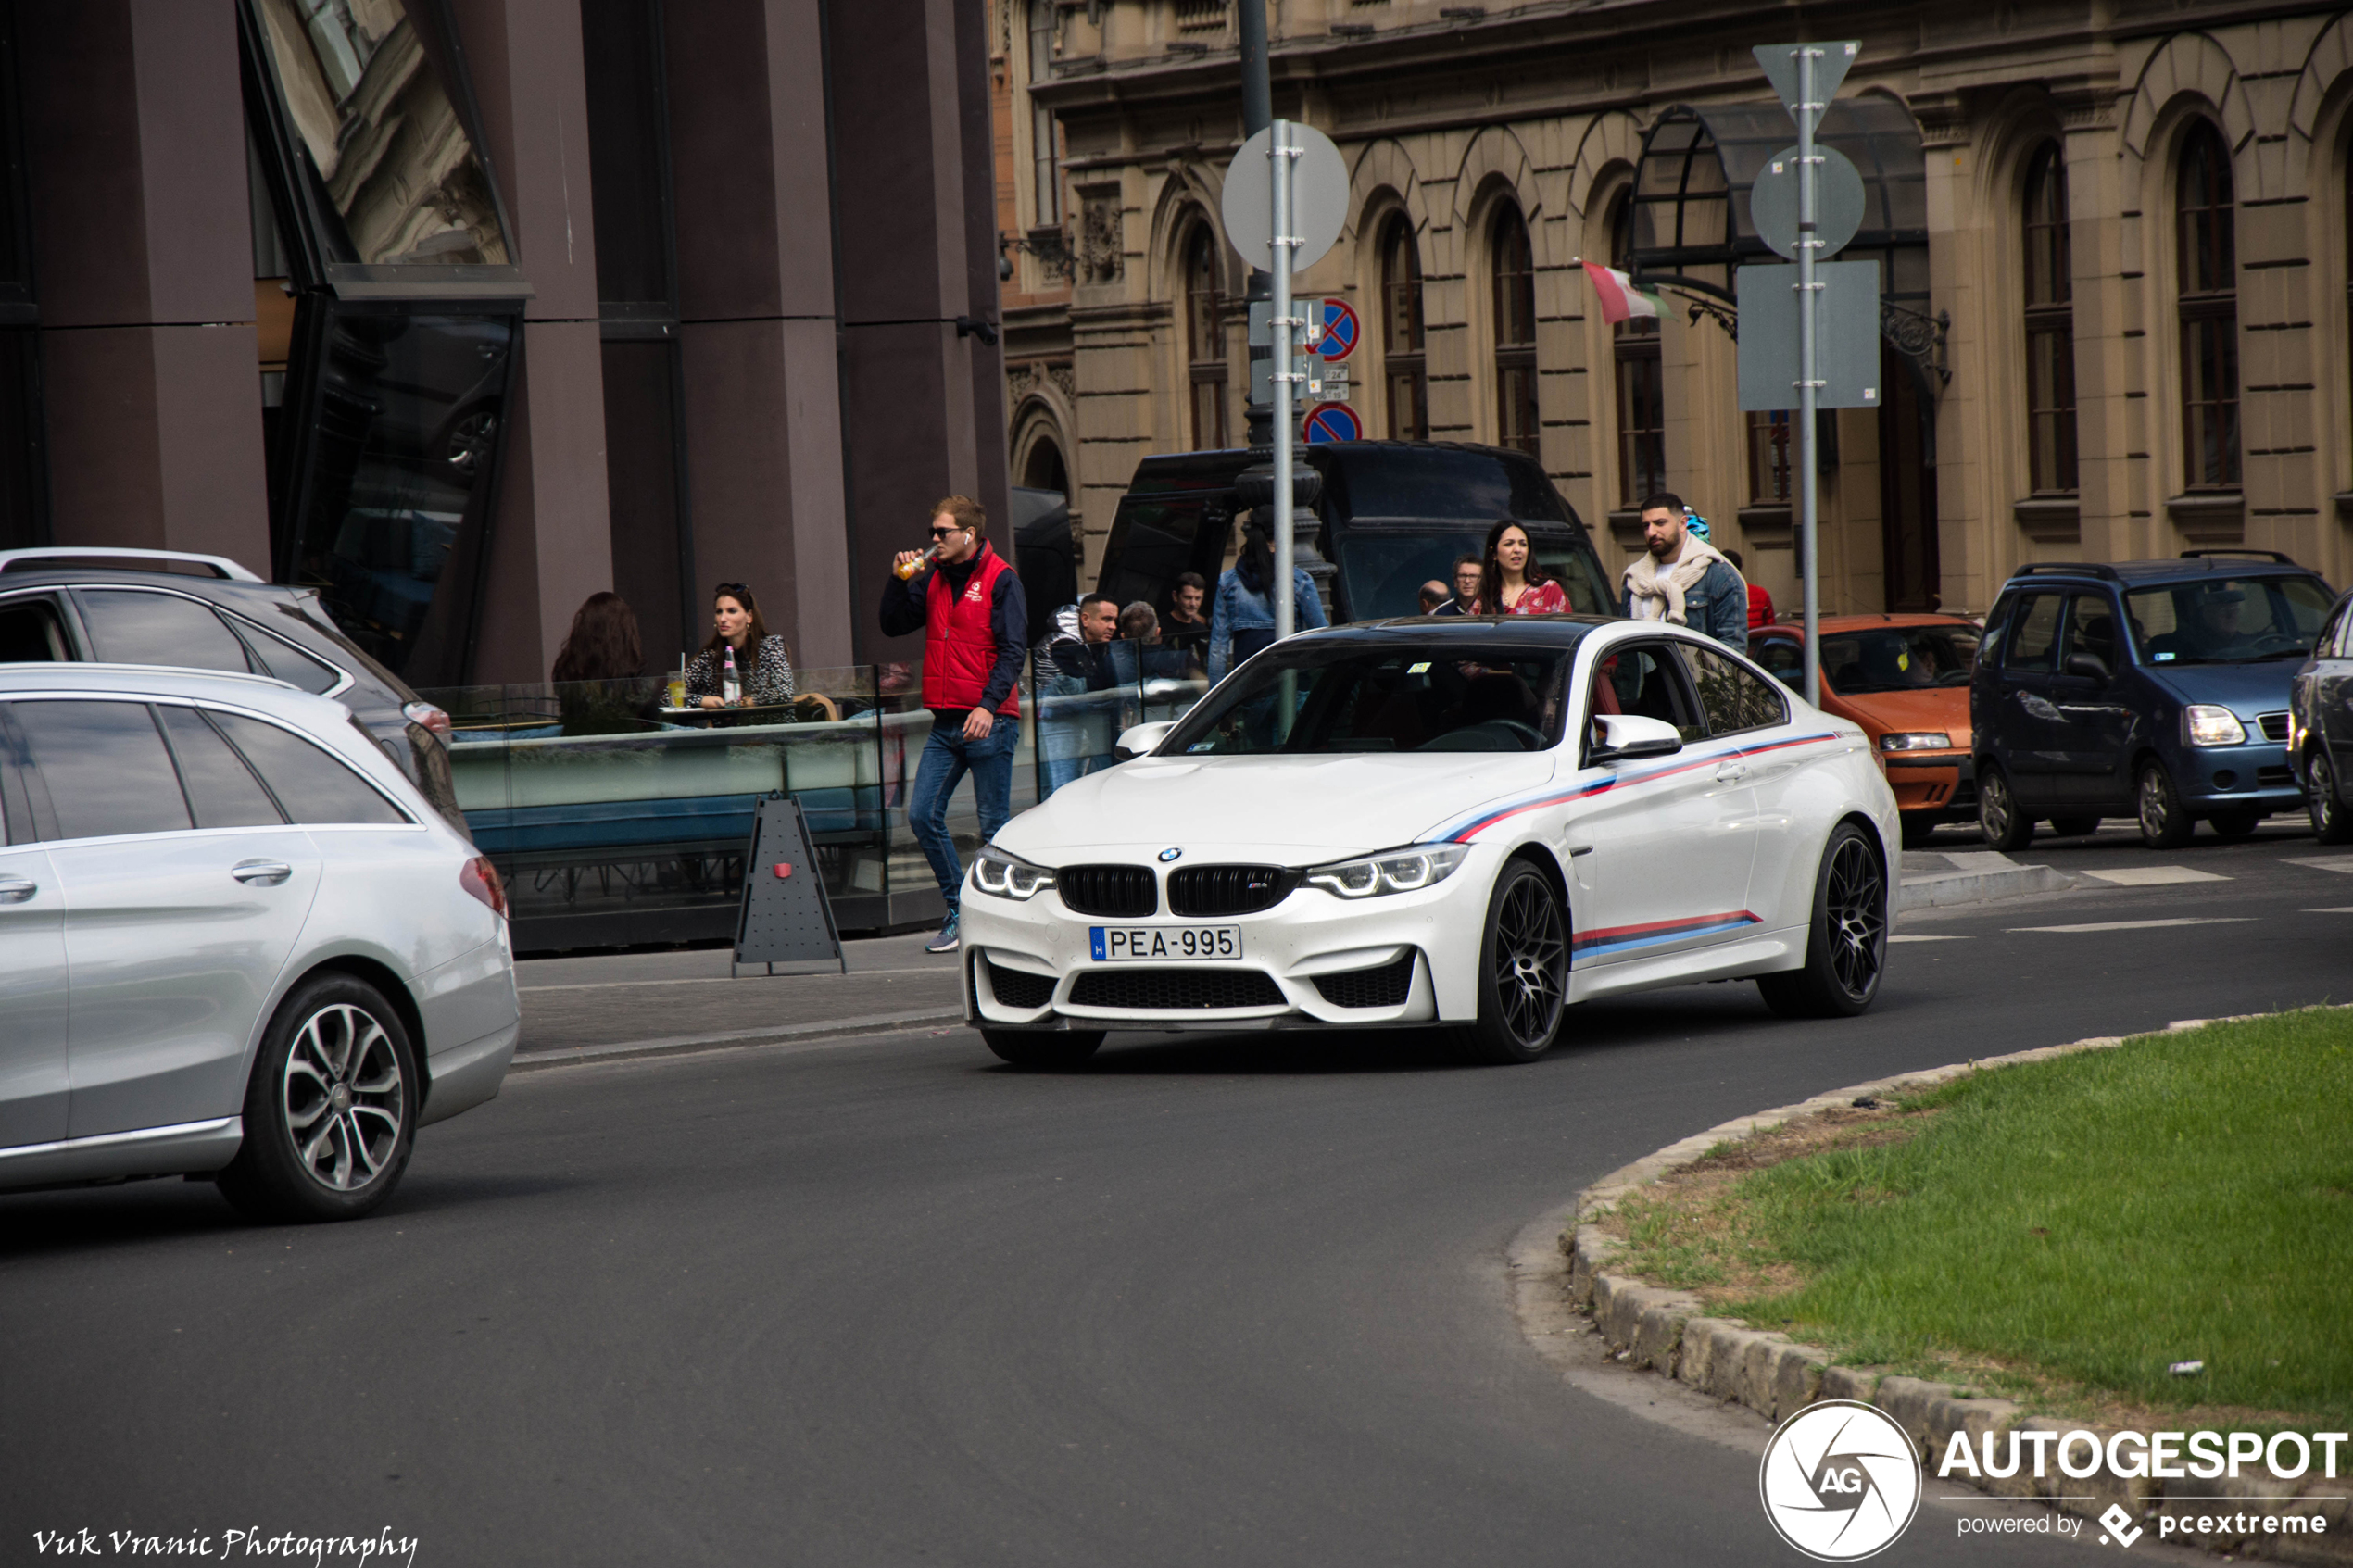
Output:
[0, 546, 264, 582]
[2180, 548, 2297, 566]
[2008, 561, 2121, 581]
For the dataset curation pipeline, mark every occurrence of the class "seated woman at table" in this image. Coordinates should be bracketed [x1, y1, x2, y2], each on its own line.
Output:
[550, 590, 651, 733]
[684, 580, 796, 709]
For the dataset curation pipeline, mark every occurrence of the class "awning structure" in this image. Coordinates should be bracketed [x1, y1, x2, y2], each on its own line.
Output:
[1625, 97, 1943, 393]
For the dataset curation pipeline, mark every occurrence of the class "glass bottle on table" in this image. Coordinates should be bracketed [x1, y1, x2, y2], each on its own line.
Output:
[723, 646, 741, 706]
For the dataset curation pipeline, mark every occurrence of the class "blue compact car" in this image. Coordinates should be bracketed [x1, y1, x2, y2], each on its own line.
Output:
[1970, 552, 2336, 848]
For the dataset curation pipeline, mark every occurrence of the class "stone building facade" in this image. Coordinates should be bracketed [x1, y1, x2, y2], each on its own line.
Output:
[1006, 0, 2353, 619]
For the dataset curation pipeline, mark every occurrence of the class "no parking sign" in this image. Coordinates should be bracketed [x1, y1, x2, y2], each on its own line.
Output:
[1314, 297, 1359, 361]
[1302, 402, 1361, 444]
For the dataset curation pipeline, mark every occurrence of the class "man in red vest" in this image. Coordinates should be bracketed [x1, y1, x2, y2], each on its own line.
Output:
[883, 495, 1029, 953]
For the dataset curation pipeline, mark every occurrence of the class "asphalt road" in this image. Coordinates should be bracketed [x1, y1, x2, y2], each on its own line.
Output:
[3, 819, 2345, 1566]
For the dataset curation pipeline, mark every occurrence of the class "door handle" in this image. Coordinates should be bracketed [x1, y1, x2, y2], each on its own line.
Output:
[0, 875, 35, 903]
[232, 859, 293, 886]
[1713, 760, 1749, 784]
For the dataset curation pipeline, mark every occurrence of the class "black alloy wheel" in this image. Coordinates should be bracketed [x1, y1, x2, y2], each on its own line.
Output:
[2207, 810, 2261, 840]
[2311, 751, 2353, 845]
[217, 973, 418, 1223]
[1899, 814, 1938, 849]
[1758, 823, 1887, 1019]
[983, 1028, 1104, 1069]
[1977, 764, 2032, 851]
[1457, 859, 1568, 1064]
[2048, 814, 2103, 838]
[2137, 760, 2194, 849]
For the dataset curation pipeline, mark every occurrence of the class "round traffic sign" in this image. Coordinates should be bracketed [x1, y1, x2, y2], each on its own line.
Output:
[1749, 144, 1867, 260]
[1222, 122, 1350, 273]
[1302, 402, 1362, 444]
[1315, 298, 1359, 361]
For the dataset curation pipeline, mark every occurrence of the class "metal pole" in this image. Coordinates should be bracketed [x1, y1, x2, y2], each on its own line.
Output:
[1796, 45, 1822, 709]
[1239, 0, 1273, 448]
[1271, 119, 1297, 639]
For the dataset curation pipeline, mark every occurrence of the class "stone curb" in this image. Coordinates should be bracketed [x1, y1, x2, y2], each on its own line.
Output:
[1560, 1010, 2353, 1563]
[1895, 862, 2075, 910]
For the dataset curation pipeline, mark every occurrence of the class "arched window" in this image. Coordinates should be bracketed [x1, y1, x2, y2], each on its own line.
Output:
[1611, 193, 1667, 503]
[1185, 225, 1227, 449]
[1490, 203, 1539, 457]
[1026, 0, 1060, 226]
[1379, 216, 1427, 439]
[2177, 121, 2239, 490]
[2023, 140, 2078, 495]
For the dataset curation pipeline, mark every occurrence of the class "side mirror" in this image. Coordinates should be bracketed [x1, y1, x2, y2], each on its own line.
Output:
[2064, 652, 2110, 683]
[1113, 721, 1176, 761]
[1587, 712, 1683, 764]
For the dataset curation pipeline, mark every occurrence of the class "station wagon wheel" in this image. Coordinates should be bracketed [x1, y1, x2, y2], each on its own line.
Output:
[1457, 859, 1567, 1064]
[1758, 823, 1886, 1020]
[217, 973, 418, 1223]
[2311, 752, 2353, 845]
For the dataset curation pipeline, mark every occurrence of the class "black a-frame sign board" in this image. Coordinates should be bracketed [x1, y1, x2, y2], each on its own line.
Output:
[733, 796, 849, 977]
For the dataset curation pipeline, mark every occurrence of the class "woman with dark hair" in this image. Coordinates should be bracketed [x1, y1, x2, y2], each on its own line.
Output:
[684, 581, 796, 709]
[1480, 519, 1569, 616]
[1206, 515, 1327, 680]
[550, 591, 645, 684]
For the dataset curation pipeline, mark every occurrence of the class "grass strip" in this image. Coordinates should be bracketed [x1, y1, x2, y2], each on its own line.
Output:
[1611, 1010, 2353, 1429]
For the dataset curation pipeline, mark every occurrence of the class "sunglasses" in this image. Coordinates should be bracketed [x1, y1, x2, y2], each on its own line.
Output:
[714, 582, 752, 601]
[928, 525, 966, 540]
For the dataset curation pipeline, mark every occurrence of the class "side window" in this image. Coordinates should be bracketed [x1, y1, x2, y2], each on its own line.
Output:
[230, 621, 342, 695]
[0, 596, 71, 662]
[1752, 635, 1805, 687]
[1592, 644, 1704, 741]
[77, 590, 253, 674]
[156, 706, 288, 829]
[1679, 644, 1790, 736]
[2060, 593, 2120, 672]
[208, 711, 408, 826]
[2004, 593, 2062, 673]
[0, 710, 32, 844]
[12, 700, 194, 840]
[2334, 605, 2353, 659]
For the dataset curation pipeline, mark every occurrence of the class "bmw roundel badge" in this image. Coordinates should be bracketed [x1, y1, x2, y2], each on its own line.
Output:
[1157, 847, 1183, 863]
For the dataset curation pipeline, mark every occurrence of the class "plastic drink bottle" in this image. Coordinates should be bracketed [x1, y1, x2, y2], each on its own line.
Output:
[722, 646, 741, 705]
[895, 545, 940, 581]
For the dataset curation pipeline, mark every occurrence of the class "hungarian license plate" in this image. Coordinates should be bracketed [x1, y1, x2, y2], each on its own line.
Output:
[1089, 924, 1242, 962]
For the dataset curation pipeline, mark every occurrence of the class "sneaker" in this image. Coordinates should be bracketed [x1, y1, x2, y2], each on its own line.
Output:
[925, 920, 961, 954]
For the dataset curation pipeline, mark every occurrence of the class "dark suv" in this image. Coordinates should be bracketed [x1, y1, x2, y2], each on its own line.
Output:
[0, 547, 464, 830]
[1971, 551, 2335, 848]
[1092, 442, 1615, 623]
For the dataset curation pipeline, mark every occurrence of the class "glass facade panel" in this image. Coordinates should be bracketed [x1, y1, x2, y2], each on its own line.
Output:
[282, 309, 515, 682]
[248, 0, 510, 267]
[581, 0, 670, 309]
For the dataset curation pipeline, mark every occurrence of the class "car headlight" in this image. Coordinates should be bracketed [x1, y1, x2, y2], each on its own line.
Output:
[1304, 844, 1469, 899]
[1878, 732, 1952, 752]
[2182, 705, 2246, 747]
[973, 846, 1056, 900]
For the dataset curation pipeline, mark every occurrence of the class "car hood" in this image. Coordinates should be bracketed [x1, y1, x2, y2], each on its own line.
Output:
[1835, 684, 1970, 742]
[998, 752, 1560, 864]
[2141, 658, 2303, 715]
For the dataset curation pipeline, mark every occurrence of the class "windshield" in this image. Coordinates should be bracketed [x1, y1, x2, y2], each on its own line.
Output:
[1819, 625, 1979, 693]
[1333, 532, 1611, 621]
[1328, 447, 1572, 523]
[1161, 633, 1589, 756]
[2126, 576, 2334, 665]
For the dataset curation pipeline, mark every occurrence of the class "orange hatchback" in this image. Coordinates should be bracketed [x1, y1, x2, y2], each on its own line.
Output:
[1751, 614, 1982, 847]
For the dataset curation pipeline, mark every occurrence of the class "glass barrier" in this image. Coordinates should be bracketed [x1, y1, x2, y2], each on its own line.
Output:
[417, 643, 1214, 951]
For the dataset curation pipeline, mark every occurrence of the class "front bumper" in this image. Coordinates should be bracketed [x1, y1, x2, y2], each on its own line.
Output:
[959, 856, 1493, 1030]
[2171, 738, 2297, 812]
[1881, 752, 1976, 823]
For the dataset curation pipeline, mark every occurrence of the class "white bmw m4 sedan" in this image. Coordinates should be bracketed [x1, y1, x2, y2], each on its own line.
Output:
[961, 617, 1899, 1066]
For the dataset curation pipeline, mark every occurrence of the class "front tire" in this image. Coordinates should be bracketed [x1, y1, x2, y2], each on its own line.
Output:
[2048, 814, 2102, 838]
[1978, 764, 2032, 851]
[1899, 814, 1938, 849]
[2207, 809, 2260, 840]
[218, 973, 418, 1223]
[983, 1029, 1103, 1069]
[1757, 823, 1888, 1019]
[2137, 760, 2194, 849]
[1455, 859, 1568, 1064]
[2310, 751, 2353, 845]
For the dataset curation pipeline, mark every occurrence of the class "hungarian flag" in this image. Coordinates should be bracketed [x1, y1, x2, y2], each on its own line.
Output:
[1582, 261, 1665, 324]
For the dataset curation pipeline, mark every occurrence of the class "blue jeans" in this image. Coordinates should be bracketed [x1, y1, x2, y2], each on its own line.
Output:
[909, 718, 1015, 922]
[1040, 752, 1112, 797]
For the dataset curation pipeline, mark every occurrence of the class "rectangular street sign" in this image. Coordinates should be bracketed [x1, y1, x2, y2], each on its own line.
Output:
[1737, 260, 1881, 411]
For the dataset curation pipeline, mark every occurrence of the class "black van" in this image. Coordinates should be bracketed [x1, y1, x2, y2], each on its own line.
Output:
[1092, 442, 1615, 623]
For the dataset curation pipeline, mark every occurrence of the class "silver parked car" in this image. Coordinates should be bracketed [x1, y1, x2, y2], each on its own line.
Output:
[0, 664, 518, 1221]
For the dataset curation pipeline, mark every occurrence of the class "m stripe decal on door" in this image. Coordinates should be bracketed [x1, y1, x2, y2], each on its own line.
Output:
[1571, 910, 1761, 961]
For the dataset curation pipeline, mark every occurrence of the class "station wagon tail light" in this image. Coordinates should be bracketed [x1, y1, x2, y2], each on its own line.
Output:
[403, 700, 452, 736]
[974, 847, 1056, 900]
[460, 856, 508, 918]
[1878, 732, 1952, 752]
[1305, 844, 1468, 899]
[2182, 705, 2246, 747]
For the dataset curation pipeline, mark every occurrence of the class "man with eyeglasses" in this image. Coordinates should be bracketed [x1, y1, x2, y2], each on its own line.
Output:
[882, 495, 1029, 954]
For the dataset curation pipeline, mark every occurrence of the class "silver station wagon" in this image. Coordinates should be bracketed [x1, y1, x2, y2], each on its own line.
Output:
[0, 664, 518, 1221]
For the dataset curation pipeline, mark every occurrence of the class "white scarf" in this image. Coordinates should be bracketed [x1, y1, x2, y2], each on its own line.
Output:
[1623, 533, 1731, 626]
